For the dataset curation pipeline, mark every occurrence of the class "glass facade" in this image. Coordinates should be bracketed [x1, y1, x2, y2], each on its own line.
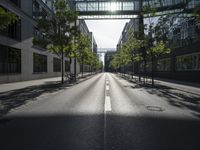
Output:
[65, 61, 70, 72]
[76, 1, 139, 12]
[176, 53, 200, 71]
[75, 0, 199, 19]
[53, 57, 61, 72]
[78, 15, 137, 19]
[33, 53, 47, 73]
[33, 0, 48, 19]
[157, 58, 171, 71]
[0, 45, 21, 74]
[0, 20, 21, 41]
[9, 0, 21, 7]
[0, 7, 21, 41]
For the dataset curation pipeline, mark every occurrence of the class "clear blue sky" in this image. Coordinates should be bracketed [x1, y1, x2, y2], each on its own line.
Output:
[85, 19, 129, 49]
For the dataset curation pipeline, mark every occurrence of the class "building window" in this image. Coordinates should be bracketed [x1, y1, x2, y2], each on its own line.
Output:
[65, 61, 70, 72]
[53, 57, 61, 72]
[9, 0, 21, 7]
[33, 53, 47, 73]
[139, 61, 152, 72]
[157, 58, 171, 71]
[122, 2, 134, 11]
[33, 0, 48, 19]
[0, 7, 21, 41]
[0, 44, 21, 74]
[176, 53, 200, 71]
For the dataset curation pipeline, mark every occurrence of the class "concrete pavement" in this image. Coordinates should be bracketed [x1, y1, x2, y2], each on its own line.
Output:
[0, 73, 94, 93]
[0, 73, 97, 116]
[0, 73, 199, 150]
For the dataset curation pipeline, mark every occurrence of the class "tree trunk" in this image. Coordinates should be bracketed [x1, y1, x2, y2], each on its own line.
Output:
[74, 58, 77, 81]
[61, 49, 64, 84]
[123, 65, 125, 76]
[81, 63, 83, 78]
[131, 60, 134, 79]
[139, 62, 141, 82]
[151, 55, 154, 87]
[81, 57, 84, 78]
[144, 58, 147, 84]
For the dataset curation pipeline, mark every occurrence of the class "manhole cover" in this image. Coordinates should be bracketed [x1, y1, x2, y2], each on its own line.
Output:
[146, 106, 164, 111]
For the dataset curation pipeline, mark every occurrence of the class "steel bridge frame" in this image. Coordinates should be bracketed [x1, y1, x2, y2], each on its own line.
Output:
[68, 0, 199, 19]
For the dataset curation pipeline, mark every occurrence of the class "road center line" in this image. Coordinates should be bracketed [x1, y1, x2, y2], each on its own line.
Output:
[105, 78, 111, 112]
[106, 85, 109, 91]
[105, 96, 111, 111]
[104, 77, 112, 150]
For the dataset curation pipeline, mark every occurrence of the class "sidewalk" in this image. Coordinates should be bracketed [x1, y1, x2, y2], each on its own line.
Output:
[0, 73, 94, 93]
[116, 73, 200, 95]
[0, 73, 97, 116]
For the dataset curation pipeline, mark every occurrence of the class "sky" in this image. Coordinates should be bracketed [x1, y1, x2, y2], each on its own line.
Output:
[85, 19, 129, 49]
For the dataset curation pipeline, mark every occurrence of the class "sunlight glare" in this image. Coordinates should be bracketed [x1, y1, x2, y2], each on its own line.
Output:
[111, 2, 118, 12]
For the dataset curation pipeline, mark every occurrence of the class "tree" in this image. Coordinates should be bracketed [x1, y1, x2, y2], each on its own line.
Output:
[75, 33, 92, 77]
[33, 0, 78, 84]
[143, 4, 171, 86]
[110, 53, 121, 72]
[88, 52, 99, 74]
[0, 7, 18, 30]
[92, 55, 102, 73]
[109, 46, 129, 76]
[193, 4, 200, 21]
[148, 41, 170, 86]
[123, 29, 144, 78]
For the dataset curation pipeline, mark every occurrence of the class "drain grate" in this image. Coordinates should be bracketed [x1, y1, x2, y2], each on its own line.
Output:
[146, 106, 164, 112]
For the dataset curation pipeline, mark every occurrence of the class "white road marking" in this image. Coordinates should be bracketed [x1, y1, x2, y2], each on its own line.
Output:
[106, 85, 109, 91]
[105, 78, 111, 112]
[104, 76, 112, 150]
[105, 96, 112, 112]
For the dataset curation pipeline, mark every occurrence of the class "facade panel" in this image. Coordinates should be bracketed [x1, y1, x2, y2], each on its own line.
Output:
[0, 45, 21, 74]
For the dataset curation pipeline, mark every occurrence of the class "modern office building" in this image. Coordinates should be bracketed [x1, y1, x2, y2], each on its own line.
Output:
[104, 50, 116, 72]
[117, 18, 140, 50]
[0, 0, 97, 83]
[0, 0, 67, 84]
[155, 17, 200, 82]
[78, 19, 98, 73]
[117, 13, 200, 83]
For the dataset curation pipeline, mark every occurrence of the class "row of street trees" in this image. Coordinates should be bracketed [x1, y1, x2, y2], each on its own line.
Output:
[110, 5, 170, 86]
[110, 31, 170, 86]
[110, 1, 200, 86]
[33, 0, 102, 83]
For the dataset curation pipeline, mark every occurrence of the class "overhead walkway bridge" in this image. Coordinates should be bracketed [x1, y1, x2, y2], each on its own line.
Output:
[69, 0, 199, 19]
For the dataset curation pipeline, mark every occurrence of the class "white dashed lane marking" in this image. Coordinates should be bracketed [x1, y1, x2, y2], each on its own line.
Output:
[104, 78, 111, 112]
[105, 96, 111, 112]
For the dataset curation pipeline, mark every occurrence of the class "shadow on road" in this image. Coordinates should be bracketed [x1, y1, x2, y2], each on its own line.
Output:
[143, 85, 200, 118]
[0, 74, 98, 117]
[0, 114, 200, 150]
[0, 81, 72, 116]
[118, 75, 200, 118]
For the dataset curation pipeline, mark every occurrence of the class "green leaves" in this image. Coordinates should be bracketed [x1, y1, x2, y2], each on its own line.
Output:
[193, 5, 200, 21]
[110, 29, 145, 70]
[0, 7, 18, 30]
[33, 0, 78, 57]
[149, 41, 170, 57]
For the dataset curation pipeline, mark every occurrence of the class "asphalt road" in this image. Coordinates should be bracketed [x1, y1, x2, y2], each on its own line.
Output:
[0, 73, 200, 150]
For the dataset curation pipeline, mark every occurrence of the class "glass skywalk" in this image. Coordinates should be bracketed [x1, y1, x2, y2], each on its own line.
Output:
[69, 0, 200, 19]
